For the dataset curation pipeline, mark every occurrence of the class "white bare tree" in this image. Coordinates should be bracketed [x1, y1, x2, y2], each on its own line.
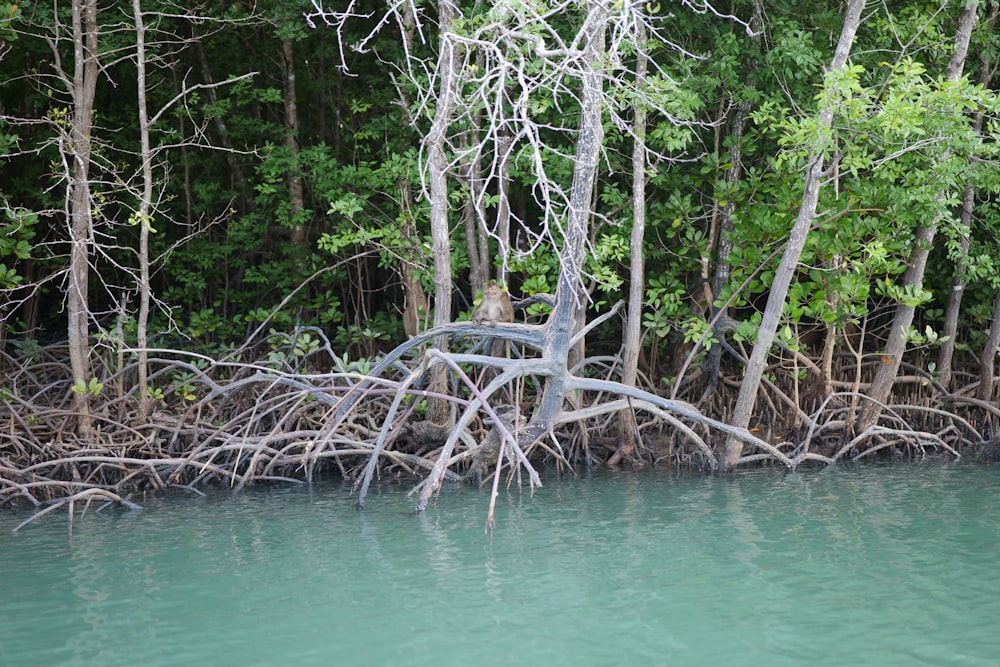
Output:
[66, 0, 100, 437]
[310, 2, 798, 514]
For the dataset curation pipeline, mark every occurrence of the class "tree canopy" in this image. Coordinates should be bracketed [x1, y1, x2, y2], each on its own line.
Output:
[2, 0, 1000, 513]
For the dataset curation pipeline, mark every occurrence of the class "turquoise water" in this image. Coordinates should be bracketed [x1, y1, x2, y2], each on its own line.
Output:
[2, 462, 999, 666]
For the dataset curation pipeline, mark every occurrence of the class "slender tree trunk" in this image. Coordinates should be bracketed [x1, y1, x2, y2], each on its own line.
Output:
[133, 0, 152, 421]
[533, 2, 608, 428]
[316, 54, 328, 144]
[425, 0, 460, 426]
[720, 0, 864, 472]
[400, 180, 429, 338]
[386, 1, 428, 340]
[703, 0, 762, 400]
[702, 99, 749, 399]
[612, 16, 648, 466]
[172, 68, 194, 227]
[460, 48, 490, 295]
[856, 0, 978, 432]
[937, 8, 996, 388]
[937, 188, 974, 390]
[977, 286, 1000, 402]
[820, 298, 839, 398]
[462, 127, 488, 295]
[67, 0, 99, 437]
[569, 183, 599, 371]
[281, 36, 306, 249]
[193, 27, 251, 210]
[494, 84, 514, 285]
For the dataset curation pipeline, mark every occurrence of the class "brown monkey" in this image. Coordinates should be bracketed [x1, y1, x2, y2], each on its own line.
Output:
[472, 280, 514, 326]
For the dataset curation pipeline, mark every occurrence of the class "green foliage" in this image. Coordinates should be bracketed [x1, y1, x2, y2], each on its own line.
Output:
[293, 331, 320, 358]
[8, 336, 41, 359]
[188, 308, 228, 341]
[764, 18, 826, 84]
[128, 210, 156, 233]
[246, 307, 292, 328]
[0, 263, 21, 290]
[733, 313, 762, 346]
[333, 312, 397, 359]
[587, 232, 628, 301]
[1, 0, 999, 391]
[71, 377, 104, 398]
[171, 373, 199, 402]
[0, 129, 17, 154]
[0, 3, 21, 38]
[681, 316, 719, 350]
[642, 275, 687, 338]
[510, 246, 559, 299]
[876, 279, 933, 309]
[306, 290, 343, 325]
[0, 206, 35, 290]
[721, 21, 1000, 360]
[907, 324, 949, 348]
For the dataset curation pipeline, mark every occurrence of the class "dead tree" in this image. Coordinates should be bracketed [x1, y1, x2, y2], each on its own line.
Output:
[308, 1, 800, 514]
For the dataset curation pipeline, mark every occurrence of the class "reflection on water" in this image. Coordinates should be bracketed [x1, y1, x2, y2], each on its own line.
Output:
[2, 462, 999, 666]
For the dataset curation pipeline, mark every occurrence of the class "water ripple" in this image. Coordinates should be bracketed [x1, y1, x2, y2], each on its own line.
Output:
[2, 463, 999, 666]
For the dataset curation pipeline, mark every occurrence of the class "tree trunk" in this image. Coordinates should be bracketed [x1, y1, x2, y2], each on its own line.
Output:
[612, 15, 648, 466]
[703, 0, 762, 400]
[385, 0, 428, 340]
[462, 127, 488, 295]
[856, 0, 978, 432]
[532, 2, 608, 429]
[67, 0, 99, 437]
[720, 0, 865, 472]
[493, 84, 515, 285]
[936, 9, 996, 388]
[281, 36, 306, 249]
[937, 187, 974, 390]
[425, 0, 460, 427]
[459, 48, 491, 295]
[400, 180, 429, 338]
[702, 99, 750, 400]
[133, 0, 152, 421]
[193, 28, 251, 210]
[977, 286, 1000, 402]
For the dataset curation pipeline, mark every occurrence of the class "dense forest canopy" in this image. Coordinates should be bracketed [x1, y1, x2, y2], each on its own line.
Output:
[2, 0, 1000, 514]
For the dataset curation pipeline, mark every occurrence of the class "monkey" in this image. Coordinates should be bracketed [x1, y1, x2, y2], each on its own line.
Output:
[471, 280, 514, 366]
[472, 280, 514, 327]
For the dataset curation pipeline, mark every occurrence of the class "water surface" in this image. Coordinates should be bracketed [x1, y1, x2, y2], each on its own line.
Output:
[3, 462, 998, 666]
